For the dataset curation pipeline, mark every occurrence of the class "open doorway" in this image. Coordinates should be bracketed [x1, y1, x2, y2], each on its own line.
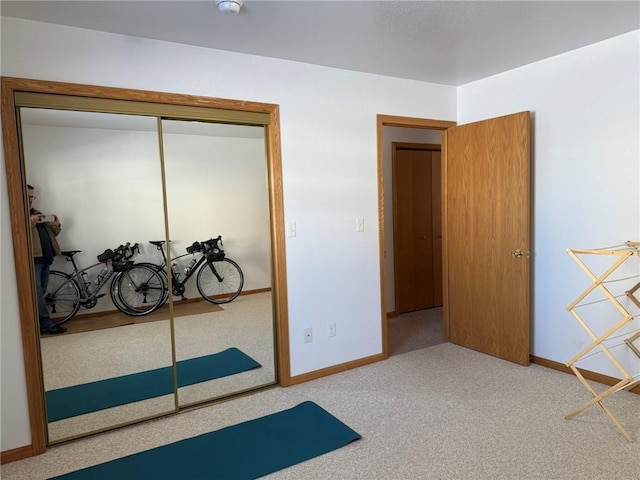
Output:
[379, 113, 532, 365]
[377, 116, 456, 357]
[388, 140, 444, 356]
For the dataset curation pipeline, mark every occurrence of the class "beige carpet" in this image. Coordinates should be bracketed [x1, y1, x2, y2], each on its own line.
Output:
[387, 306, 445, 356]
[46, 300, 223, 335]
[3, 342, 638, 479]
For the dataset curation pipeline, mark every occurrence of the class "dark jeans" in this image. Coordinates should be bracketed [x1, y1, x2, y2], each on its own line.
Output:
[34, 262, 54, 331]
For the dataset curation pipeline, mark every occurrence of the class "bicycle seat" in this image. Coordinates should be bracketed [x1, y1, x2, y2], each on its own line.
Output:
[149, 240, 167, 247]
[60, 250, 82, 258]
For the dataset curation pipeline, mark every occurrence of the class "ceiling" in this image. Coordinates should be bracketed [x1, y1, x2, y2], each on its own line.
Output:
[2, 1, 639, 86]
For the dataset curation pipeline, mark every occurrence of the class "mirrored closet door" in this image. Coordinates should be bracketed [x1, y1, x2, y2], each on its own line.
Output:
[2, 78, 286, 449]
[21, 108, 175, 442]
[161, 119, 276, 408]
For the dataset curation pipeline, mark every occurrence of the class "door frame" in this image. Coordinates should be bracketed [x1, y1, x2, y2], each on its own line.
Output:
[377, 115, 456, 357]
[1, 77, 290, 459]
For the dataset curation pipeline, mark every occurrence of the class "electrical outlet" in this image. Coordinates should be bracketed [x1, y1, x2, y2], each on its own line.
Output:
[356, 217, 364, 232]
[329, 322, 337, 337]
[304, 328, 312, 343]
[287, 221, 297, 237]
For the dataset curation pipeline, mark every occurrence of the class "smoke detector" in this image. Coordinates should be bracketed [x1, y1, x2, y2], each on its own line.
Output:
[217, 0, 243, 14]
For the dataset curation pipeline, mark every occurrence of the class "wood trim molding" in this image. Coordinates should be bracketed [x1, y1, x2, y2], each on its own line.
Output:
[1, 445, 35, 465]
[532, 356, 640, 395]
[265, 107, 292, 387]
[376, 116, 389, 358]
[379, 115, 456, 130]
[3, 77, 277, 113]
[288, 353, 387, 385]
[1, 79, 48, 456]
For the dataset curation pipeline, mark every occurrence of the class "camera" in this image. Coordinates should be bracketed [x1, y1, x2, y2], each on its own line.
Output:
[40, 215, 55, 223]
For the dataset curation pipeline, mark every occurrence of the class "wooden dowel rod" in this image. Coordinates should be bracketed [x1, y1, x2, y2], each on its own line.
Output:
[566, 252, 632, 310]
[565, 310, 635, 367]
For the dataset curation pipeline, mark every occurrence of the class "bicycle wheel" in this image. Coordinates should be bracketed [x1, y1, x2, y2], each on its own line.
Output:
[196, 258, 244, 304]
[111, 265, 166, 316]
[45, 271, 81, 324]
[134, 262, 169, 306]
[133, 262, 186, 302]
[108, 276, 139, 315]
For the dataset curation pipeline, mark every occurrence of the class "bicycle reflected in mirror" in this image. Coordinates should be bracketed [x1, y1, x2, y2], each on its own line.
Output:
[44, 243, 166, 324]
[140, 235, 244, 306]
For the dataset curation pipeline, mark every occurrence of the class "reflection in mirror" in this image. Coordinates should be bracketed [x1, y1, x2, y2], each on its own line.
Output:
[161, 119, 276, 406]
[20, 108, 175, 442]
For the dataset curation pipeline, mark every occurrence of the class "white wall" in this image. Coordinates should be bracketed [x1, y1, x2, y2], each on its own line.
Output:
[458, 31, 640, 379]
[0, 134, 33, 450]
[0, 17, 456, 451]
[23, 123, 271, 309]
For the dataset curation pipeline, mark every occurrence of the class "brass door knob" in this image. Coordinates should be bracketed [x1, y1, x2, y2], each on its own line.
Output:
[511, 249, 524, 258]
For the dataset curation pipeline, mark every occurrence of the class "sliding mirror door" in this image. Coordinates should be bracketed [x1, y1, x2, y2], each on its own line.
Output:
[19, 108, 175, 443]
[161, 119, 276, 406]
[3, 78, 287, 452]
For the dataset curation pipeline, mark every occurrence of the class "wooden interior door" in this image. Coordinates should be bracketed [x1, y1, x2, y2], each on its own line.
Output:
[393, 144, 442, 313]
[443, 112, 531, 365]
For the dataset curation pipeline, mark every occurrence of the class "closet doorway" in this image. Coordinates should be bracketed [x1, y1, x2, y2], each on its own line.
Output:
[2, 77, 290, 454]
[392, 142, 443, 314]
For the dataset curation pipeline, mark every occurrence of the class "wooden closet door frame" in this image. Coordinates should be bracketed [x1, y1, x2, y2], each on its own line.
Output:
[1, 77, 289, 461]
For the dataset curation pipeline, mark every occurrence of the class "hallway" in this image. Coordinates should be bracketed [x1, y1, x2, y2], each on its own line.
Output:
[387, 307, 444, 356]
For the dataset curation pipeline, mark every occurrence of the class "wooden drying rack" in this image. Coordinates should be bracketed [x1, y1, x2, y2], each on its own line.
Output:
[565, 241, 640, 442]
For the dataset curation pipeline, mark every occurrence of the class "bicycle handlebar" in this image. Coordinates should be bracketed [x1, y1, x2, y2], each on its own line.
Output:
[184, 236, 224, 256]
[97, 242, 140, 263]
[201, 236, 224, 257]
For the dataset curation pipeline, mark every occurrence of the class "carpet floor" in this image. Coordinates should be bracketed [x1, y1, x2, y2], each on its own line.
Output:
[3, 343, 638, 479]
[387, 306, 445, 356]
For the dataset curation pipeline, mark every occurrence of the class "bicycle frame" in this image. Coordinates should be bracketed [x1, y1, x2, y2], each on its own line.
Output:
[144, 237, 243, 305]
[154, 245, 202, 290]
[178, 254, 211, 285]
[63, 256, 116, 304]
[46, 243, 166, 323]
[151, 240, 225, 294]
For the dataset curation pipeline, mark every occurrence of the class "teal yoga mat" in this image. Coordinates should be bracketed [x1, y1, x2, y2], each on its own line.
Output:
[46, 347, 261, 422]
[51, 401, 361, 480]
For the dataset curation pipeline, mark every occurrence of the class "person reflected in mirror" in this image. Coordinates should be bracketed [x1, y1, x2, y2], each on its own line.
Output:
[28, 184, 66, 335]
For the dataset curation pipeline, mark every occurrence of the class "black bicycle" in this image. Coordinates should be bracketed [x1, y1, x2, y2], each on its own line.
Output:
[142, 236, 244, 305]
[45, 243, 166, 324]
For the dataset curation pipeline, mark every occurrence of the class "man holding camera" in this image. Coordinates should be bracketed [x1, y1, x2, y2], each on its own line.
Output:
[28, 184, 66, 335]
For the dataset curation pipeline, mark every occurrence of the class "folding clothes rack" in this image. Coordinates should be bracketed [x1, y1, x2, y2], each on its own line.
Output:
[565, 241, 640, 442]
